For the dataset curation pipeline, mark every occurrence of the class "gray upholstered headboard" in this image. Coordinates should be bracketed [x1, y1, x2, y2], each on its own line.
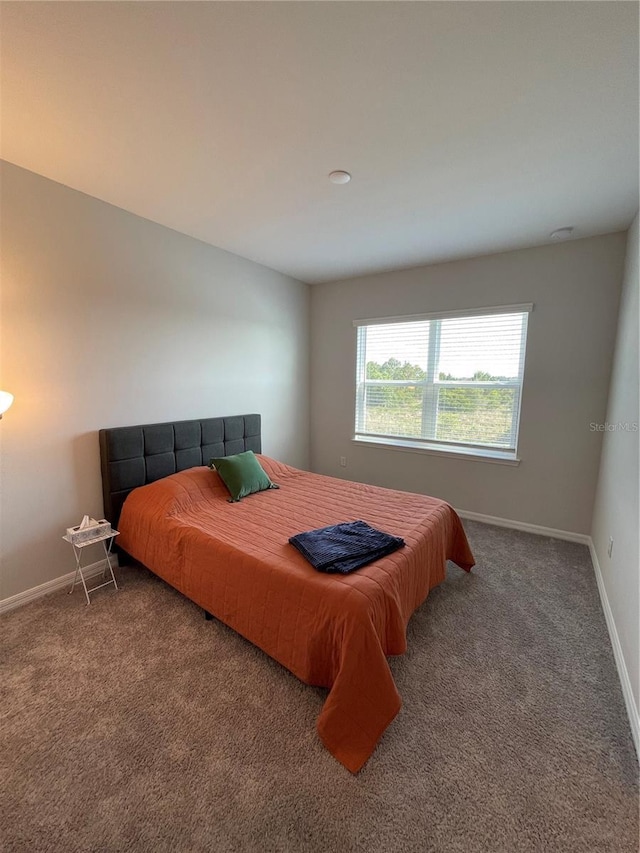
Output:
[99, 414, 261, 526]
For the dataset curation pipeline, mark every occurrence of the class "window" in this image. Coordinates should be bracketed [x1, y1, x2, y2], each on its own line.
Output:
[354, 304, 532, 462]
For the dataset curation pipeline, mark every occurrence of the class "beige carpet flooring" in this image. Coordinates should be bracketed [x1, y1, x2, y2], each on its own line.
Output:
[1, 521, 638, 853]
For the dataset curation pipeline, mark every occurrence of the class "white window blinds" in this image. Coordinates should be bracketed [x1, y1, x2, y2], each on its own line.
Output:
[354, 305, 532, 455]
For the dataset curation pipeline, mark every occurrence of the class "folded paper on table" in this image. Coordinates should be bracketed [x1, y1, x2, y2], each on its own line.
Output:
[66, 518, 112, 544]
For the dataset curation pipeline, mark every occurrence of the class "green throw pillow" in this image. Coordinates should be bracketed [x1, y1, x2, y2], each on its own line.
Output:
[209, 451, 278, 502]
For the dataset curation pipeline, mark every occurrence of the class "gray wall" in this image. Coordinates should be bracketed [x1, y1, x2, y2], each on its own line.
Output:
[310, 235, 626, 534]
[0, 162, 310, 600]
[591, 212, 639, 717]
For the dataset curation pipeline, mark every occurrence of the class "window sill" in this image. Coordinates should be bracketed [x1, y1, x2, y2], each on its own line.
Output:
[352, 435, 521, 466]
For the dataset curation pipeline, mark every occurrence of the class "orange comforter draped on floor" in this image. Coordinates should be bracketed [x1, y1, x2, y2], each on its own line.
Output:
[118, 457, 474, 772]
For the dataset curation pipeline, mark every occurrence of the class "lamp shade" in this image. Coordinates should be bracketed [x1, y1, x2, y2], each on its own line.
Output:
[0, 391, 14, 417]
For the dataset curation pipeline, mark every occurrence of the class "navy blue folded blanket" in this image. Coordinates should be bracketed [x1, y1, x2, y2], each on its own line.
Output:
[288, 520, 405, 574]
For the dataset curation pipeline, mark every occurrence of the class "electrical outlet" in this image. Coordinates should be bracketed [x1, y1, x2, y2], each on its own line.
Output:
[608, 537, 614, 558]
[339, 456, 347, 467]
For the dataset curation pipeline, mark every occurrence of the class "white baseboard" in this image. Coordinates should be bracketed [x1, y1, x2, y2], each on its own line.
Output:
[3, 511, 638, 758]
[457, 509, 590, 544]
[457, 509, 638, 756]
[0, 556, 118, 615]
[588, 540, 640, 758]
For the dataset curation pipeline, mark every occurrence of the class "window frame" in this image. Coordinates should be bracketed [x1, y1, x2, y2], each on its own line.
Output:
[353, 303, 533, 464]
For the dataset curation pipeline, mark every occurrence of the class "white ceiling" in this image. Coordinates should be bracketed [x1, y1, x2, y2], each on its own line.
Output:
[1, 2, 638, 284]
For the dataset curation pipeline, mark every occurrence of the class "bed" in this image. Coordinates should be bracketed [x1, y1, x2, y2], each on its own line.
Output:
[99, 414, 474, 772]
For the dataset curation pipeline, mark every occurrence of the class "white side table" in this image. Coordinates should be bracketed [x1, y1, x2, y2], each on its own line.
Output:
[63, 529, 120, 605]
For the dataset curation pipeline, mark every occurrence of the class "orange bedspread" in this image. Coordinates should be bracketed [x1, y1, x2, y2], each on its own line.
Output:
[118, 457, 474, 772]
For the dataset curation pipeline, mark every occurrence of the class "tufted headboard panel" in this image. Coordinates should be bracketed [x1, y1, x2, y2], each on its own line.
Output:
[99, 414, 261, 526]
